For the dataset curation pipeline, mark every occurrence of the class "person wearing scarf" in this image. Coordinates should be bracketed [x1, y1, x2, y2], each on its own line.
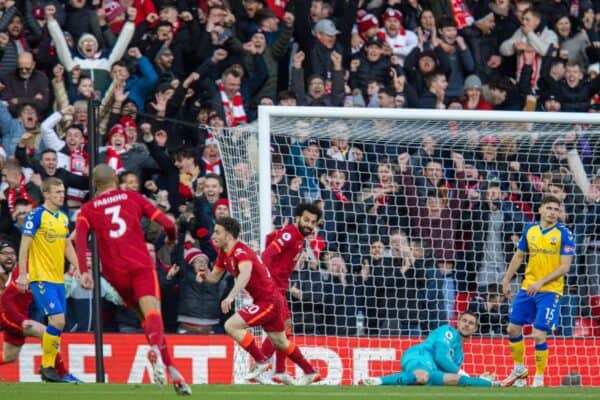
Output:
[216, 68, 248, 127]
[201, 133, 222, 176]
[499, 8, 558, 89]
[105, 124, 128, 174]
[380, 8, 418, 65]
[2, 160, 41, 214]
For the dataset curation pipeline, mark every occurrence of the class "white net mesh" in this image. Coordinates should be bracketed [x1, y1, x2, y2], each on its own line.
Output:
[217, 110, 600, 385]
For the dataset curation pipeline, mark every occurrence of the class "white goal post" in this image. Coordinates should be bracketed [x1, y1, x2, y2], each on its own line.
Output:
[216, 106, 600, 385]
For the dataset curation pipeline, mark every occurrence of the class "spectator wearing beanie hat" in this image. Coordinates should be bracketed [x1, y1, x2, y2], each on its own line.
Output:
[46, 3, 136, 92]
[100, 123, 157, 176]
[463, 74, 493, 110]
[357, 12, 379, 42]
[381, 8, 418, 64]
[103, 1, 126, 34]
[213, 198, 230, 219]
[178, 245, 224, 334]
[119, 116, 138, 143]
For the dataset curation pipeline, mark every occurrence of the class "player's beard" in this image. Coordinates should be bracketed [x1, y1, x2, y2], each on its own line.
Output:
[298, 224, 313, 237]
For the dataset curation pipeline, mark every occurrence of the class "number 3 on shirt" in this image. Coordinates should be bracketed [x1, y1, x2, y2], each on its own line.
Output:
[105, 205, 126, 238]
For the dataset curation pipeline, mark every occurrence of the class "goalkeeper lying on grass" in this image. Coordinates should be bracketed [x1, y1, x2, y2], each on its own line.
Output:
[361, 311, 502, 387]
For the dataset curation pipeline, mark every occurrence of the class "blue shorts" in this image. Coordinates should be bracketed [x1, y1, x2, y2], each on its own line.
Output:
[30, 281, 66, 317]
[509, 289, 560, 333]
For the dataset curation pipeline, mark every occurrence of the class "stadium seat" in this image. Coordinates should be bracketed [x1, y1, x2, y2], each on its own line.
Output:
[573, 318, 600, 337]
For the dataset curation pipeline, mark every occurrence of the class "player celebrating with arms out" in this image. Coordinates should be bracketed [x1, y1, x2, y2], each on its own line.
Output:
[501, 195, 575, 387]
[16, 177, 79, 382]
[74, 164, 191, 395]
[361, 311, 501, 387]
[260, 203, 322, 384]
[197, 217, 320, 384]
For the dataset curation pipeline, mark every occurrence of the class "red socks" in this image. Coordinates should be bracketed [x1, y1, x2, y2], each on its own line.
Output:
[275, 349, 287, 374]
[55, 352, 67, 376]
[144, 310, 174, 367]
[240, 332, 268, 363]
[261, 337, 275, 359]
[285, 342, 315, 374]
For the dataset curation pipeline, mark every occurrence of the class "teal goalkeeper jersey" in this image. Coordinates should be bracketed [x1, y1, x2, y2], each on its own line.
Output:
[412, 324, 464, 373]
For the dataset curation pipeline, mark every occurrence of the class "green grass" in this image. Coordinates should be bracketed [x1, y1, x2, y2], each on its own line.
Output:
[1, 384, 600, 400]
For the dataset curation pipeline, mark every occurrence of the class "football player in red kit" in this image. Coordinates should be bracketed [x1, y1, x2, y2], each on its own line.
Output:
[197, 217, 320, 385]
[0, 270, 81, 382]
[75, 164, 191, 395]
[260, 203, 321, 384]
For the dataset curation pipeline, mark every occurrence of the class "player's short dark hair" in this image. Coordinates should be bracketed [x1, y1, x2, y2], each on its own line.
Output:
[215, 217, 241, 239]
[294, 203, 322, 220]
[460, 310, 479, 323]
[541, 195, 562, 207]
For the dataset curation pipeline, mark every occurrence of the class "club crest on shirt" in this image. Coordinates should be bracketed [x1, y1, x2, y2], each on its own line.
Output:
[550, 237, 557, 246]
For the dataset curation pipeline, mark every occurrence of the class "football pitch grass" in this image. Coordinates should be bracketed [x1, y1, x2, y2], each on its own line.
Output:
[2, 384, 600, 400]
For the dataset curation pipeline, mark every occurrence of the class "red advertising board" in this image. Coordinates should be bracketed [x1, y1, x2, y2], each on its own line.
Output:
[1, 334, 598, 386]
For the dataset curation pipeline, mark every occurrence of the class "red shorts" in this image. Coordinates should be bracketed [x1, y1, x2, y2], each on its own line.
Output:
[238, 294, 285, 332]
[0, 312, 25, 347]
[104, 267, 160, 307]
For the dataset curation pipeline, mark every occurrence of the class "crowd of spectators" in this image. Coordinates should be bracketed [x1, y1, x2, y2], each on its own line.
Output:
[0, 0, 598, 337]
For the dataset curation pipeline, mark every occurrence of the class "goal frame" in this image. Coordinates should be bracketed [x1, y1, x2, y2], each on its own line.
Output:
[257, 106, 600, 251]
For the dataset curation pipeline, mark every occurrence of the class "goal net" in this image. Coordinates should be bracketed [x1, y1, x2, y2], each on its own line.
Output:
[216, 107, 600, 386]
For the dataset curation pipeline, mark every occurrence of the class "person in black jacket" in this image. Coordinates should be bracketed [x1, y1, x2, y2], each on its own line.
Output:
[350, 36, 395, 96]
[467, 283, 509, 335]
[15, 148, 89, 209]
[176, 246, 226, 334]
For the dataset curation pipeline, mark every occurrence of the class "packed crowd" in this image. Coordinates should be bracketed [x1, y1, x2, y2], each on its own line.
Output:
[0, 0, 598, 337]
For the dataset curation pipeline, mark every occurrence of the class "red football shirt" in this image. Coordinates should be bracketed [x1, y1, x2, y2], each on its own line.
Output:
[214, 241, 277, 303]
[75, 189, 176, 274]
[262, 224, 305, 294]
[0, 271, 32, 324]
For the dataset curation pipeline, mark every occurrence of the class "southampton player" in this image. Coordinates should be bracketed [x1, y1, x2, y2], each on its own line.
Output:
[1, 269, 81, 382]
[197, 217, 320, 384]
[16, 177, 79, 382]
[75, 164, 191, 395]
[260, 203, 322, 384]
[361, 312, 501, 387]
[501, 195, 575, 387]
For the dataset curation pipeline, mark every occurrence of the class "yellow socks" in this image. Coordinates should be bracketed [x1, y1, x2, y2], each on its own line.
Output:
[508, 335, 525, 364]
[41, 325, 62, 368]
[534, 342, 548, 376]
